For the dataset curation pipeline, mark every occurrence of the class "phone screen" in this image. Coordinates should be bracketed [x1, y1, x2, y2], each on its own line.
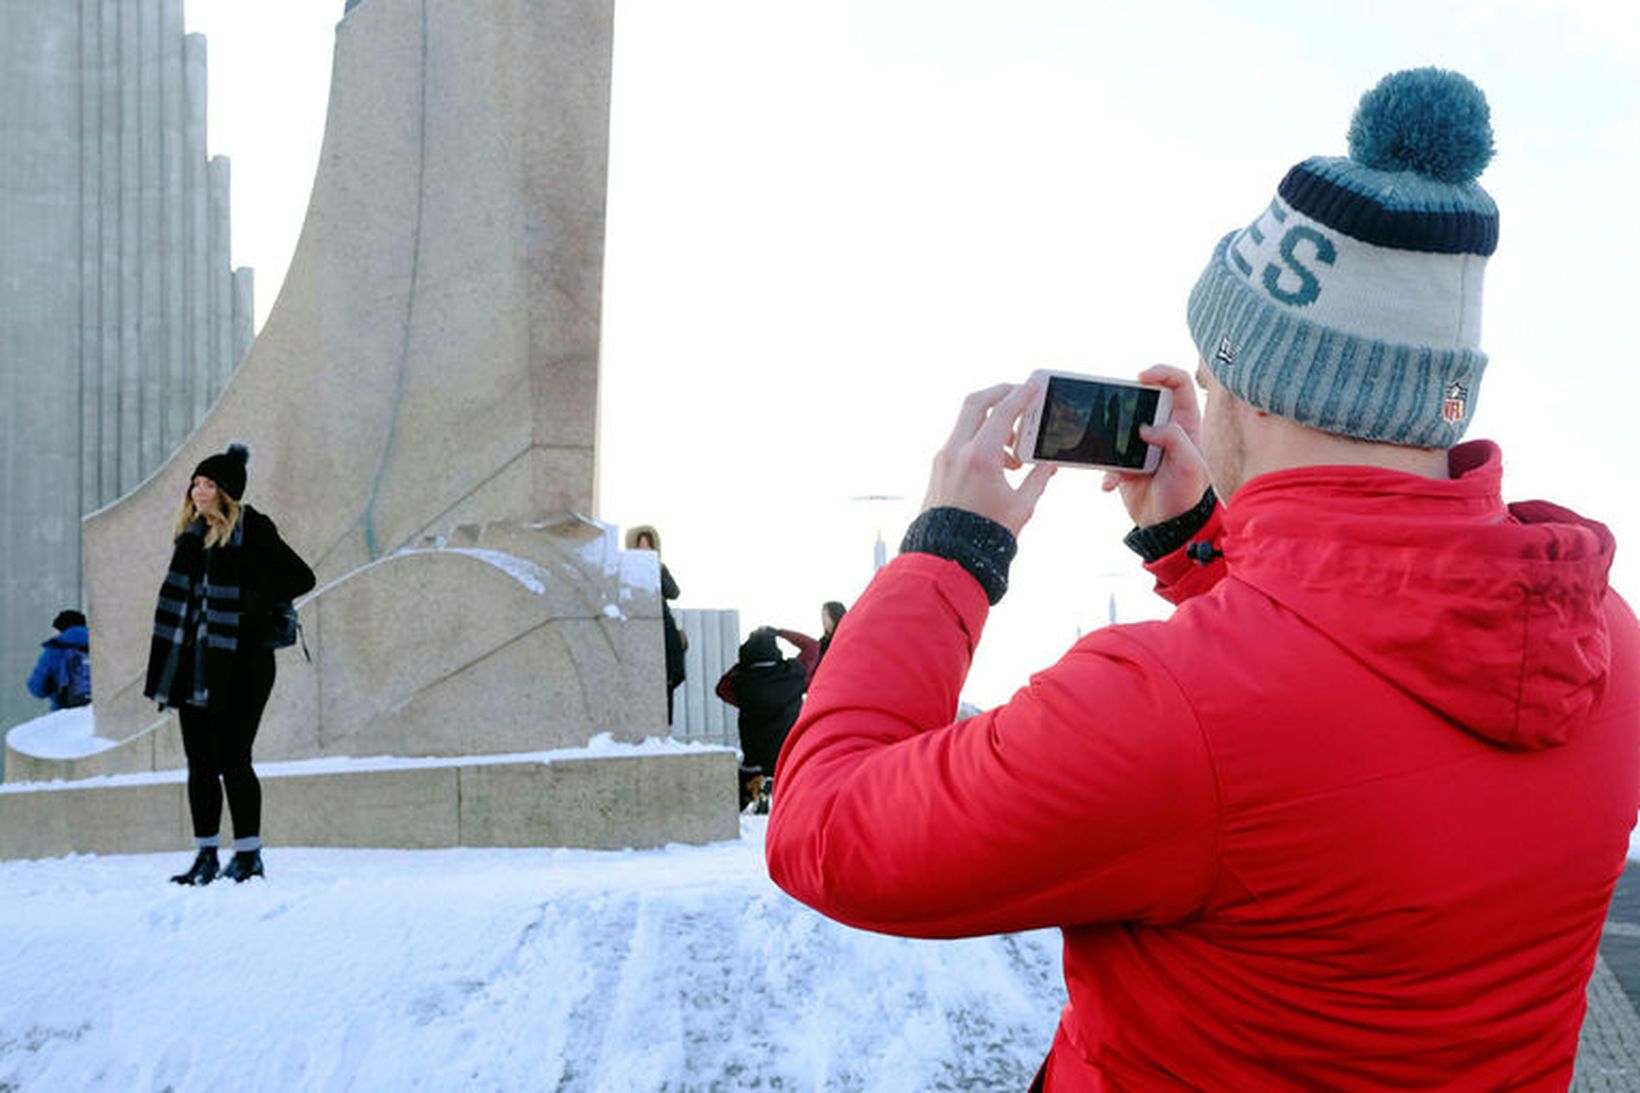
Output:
[1033, 376, 1161, 469]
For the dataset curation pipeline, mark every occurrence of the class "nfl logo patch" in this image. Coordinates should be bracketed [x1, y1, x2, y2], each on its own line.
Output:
[1442, 382, 1468, 424]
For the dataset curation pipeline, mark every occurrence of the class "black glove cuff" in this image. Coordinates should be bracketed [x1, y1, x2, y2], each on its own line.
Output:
[900, 507, 1018, 606]
[1122, 487, 1218, 563]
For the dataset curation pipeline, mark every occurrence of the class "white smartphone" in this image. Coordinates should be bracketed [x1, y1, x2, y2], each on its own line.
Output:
[1015, 369, 1173, 474]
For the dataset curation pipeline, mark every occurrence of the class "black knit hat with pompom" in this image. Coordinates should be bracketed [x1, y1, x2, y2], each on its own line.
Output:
[191, 443, 250, 500]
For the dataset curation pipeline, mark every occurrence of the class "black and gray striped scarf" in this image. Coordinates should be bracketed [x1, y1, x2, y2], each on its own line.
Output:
[144, 518, 245, 710]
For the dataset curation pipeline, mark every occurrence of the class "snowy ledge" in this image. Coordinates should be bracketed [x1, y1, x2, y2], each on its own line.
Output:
[4, 707, 117, 761]
[1, 728, 732, 794]
[392, 547, 554, 595]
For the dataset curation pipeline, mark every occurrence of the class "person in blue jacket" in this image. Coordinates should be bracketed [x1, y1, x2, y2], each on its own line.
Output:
[26, 610, 92, 710]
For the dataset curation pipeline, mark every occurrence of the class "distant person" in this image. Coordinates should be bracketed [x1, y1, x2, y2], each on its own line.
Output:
[716, 626, 819, 810]
[626, 525, 687, 723]
[25, 609, 91, 711]
[817, 601, 847, 665]
[145, 444, 315, 886]
[765, 69, 1640, 1089]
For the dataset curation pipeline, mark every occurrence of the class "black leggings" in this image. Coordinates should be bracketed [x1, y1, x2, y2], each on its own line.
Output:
[178, 650, 276, 841]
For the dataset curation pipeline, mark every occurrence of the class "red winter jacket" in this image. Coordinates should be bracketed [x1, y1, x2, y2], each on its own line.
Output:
[766, 441, 1640, 1091]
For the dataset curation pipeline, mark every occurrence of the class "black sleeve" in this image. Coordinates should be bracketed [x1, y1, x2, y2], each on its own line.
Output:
[249, 509, 316, 603]
[660, 563, 680, 601]
[1122, 487, 1218, 563]
[899, 506, 1017, 606]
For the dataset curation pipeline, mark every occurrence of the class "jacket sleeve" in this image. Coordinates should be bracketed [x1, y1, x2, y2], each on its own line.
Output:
[253, 511, 317, 602]
[715, 666, 741, 707]
[765, 552, 1220, 940]
[26, 647, 58, 700]
[660, 563, 680, 601]
[778, 629, 821, 682]
[1144, 504, 1228, 606]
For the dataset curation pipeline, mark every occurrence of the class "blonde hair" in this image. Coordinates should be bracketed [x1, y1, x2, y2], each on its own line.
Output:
[173, 490, 243, 549]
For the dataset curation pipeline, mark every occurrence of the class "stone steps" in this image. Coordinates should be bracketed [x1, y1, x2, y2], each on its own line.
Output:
[0, 745, 738, 860]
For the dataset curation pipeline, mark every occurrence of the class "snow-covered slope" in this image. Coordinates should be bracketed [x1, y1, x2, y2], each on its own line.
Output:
[0, 817, 1062, 1091]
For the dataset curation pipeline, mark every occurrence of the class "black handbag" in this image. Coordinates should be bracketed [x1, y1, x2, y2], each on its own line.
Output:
[262, 601, 303, 653]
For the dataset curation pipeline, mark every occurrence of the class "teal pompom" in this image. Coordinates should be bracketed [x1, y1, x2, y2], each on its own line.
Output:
[1346, 68, 1494, 183]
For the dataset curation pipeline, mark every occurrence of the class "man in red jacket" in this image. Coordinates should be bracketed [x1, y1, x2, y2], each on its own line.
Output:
[765, 68, 1640, 1091]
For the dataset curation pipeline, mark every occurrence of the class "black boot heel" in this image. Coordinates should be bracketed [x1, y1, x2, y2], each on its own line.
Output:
[222, 849, 265, 883]
[169, 848, 219, 886]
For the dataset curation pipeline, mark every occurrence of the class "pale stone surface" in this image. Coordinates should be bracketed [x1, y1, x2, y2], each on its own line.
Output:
[269, 767, 460, 850]
[460, 752, 740, 850]
[0, 779, 185, 860]
[0, 749, 738, 859]
[252, 523, 666, 763]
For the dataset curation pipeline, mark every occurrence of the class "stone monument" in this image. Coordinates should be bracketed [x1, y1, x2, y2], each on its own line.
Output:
[1, 0, 737, 858]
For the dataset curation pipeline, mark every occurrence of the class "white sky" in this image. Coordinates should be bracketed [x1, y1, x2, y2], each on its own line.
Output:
[184, 0, 1640, 708]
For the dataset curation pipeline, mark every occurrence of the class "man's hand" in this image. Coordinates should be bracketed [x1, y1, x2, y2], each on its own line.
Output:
[1101, 364, 1211, 527]
[922, 382, 1056, 536]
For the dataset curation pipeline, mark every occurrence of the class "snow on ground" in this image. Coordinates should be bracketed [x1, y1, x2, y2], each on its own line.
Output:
[6, 708, 1638, 1090]
[0, 817, 1063, 1092]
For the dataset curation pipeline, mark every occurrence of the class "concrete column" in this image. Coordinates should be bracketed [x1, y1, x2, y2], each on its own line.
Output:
[672, 609, 741, 745]
[161, 0, 185, 458]
[0, 0, 248, 742]
[138, 0, 162, 476]
[232, 267, 255, 364]
[0, 2, 85, 755]
[208, 155, 231, 404]
[98, 0, 121, 502]
[80, 0, 104, 515]
[184, 34, 209, 427]
[118, 0, 141, 494]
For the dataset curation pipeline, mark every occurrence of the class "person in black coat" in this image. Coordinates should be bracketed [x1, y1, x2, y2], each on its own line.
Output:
[716, 626, 819, 809]
[626, 525, 688, 723]
[817, 600, 848, 666]
[144, 444, 315, 886]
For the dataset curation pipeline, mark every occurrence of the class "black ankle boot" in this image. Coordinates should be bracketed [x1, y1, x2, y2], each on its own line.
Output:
[169, 848, 219, 886]
[222, 849, 265, 883]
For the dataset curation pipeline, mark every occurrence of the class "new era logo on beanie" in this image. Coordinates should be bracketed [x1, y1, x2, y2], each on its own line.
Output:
[1187, 68, 1497, 448]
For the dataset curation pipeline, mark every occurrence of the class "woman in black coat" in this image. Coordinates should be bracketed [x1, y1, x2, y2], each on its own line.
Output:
[144, 444, 315, 885]
[626, 524, 687, 724]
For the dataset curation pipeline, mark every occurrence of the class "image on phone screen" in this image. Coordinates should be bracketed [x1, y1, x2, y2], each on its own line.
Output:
[1033, 376, 1161, 469]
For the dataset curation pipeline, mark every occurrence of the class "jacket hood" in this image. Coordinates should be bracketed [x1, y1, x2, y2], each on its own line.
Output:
[45, 625, 90, 651]
[739, 630, 782, 668]
[1223, 441, 1614, 751]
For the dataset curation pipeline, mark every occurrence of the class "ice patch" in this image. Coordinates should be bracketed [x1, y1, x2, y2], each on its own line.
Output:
[440, 548, 551, 594]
